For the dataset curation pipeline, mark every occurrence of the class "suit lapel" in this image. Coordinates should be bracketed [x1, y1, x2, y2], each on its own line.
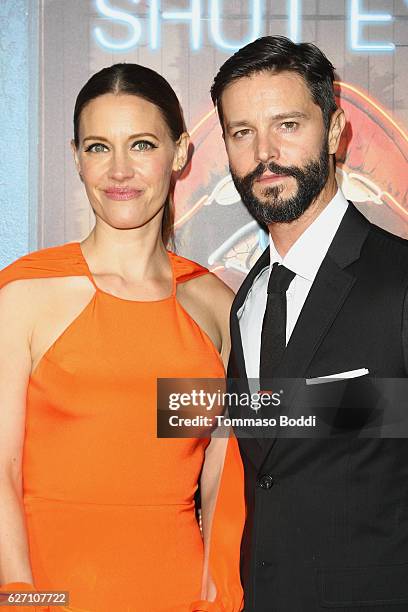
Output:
[228, 247, 270, 469]
[229, 246, 270, 381]
[257, 204, 371, 468]
[276, 257, 355, 379]
[278, 203, 370, 381]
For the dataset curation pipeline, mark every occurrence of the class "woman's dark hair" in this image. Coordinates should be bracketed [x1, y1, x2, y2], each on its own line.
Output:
[74, 63, 186, 246]
[211, 36, 337, 131]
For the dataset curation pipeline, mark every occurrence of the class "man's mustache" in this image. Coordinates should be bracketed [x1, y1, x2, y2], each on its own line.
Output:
[242, 161, 303, 186]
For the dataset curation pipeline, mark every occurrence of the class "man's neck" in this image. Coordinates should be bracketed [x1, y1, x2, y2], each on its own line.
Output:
[268, 178, 338, 258]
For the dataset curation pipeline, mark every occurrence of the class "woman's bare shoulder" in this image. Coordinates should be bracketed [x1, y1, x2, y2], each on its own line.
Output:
[0, 278, 56, 343]
[0, 275, 93, 342]
[0, 277, 43, 315]
[177, 272, 234, 358]
[179, 271, 234, 309]
[0, 281, 38, 362]
[0, 275, 83, 304]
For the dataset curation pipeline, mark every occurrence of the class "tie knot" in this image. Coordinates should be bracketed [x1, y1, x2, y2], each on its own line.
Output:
[267, 263, 295, 294]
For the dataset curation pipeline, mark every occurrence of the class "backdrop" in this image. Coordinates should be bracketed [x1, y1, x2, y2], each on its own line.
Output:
[0, 0, 407, 289]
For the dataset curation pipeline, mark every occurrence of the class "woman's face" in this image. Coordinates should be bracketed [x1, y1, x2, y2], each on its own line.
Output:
[72, 93, 188, 231]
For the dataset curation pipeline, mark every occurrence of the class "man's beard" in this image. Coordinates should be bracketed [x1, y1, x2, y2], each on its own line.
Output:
[230, 141, 330, 226]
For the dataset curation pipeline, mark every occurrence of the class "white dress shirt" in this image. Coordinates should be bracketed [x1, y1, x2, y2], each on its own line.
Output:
[237, 188, 349, 378]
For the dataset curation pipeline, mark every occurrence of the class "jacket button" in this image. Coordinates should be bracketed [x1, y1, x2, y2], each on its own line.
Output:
[257, 474, 274, 489]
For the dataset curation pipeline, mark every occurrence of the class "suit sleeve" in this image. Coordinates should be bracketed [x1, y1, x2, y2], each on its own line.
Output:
[402, 286, 408, 376]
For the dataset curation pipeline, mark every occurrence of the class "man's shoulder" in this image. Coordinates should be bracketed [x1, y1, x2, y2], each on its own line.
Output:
[368, 218, 408, 247]
[355, 213, 408, 292]
[366, 216, 408, 263]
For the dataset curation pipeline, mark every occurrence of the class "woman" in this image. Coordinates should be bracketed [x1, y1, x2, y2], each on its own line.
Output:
[0, 64, 244, 611]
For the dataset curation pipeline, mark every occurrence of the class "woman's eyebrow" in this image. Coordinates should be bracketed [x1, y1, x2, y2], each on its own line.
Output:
[83, 132, 159, 143]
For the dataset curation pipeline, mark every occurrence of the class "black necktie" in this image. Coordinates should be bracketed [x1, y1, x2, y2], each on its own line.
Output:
[260, 263, 295, 387]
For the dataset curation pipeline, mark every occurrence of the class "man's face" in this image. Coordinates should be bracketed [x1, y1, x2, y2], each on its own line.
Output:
[221, 70, 332, 225]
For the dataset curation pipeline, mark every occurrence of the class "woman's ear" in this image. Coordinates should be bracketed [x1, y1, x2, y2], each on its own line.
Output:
[71, 139, 83, 181]
[173, 132, 190, 172]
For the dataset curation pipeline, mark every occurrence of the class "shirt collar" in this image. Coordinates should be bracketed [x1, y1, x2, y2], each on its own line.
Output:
[269, 187, 349, 282]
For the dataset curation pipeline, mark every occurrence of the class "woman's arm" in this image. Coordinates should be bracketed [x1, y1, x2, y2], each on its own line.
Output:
[177, 273, 244, 609]
[197, 278, 245, 610]
[199, 435, 229, 602]
[0, 282, 34, 585]
[199, 278, 233, 601]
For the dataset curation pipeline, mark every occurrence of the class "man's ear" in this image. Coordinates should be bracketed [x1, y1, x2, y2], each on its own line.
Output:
[173, 132, 190, 172]
[328, 108, 346, 155]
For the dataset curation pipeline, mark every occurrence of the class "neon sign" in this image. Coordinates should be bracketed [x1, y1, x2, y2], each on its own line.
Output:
[93, 0, 400, 53]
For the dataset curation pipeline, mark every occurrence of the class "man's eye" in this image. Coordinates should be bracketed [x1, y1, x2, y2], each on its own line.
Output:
[132, 140, 156, 151]
[233, 129, 251, 139]
[85, 143, 108, 153]
[281, 122, 298, 132]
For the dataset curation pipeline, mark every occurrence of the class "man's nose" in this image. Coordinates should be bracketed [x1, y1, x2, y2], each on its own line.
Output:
[254, 132, 280, 165]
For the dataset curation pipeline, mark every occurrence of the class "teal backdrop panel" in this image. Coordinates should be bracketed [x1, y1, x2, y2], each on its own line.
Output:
[0, 0, 38, 268]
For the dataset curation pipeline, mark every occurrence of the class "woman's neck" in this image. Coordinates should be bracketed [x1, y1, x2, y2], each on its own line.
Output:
[80, 219, 169, 282]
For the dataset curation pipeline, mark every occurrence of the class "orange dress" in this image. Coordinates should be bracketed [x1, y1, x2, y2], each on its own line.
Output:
[0, 243, 245, 612]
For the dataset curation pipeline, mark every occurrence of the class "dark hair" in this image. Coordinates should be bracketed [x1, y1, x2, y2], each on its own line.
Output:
[211, 36, 337, 130]
[74, 63, 186, 246]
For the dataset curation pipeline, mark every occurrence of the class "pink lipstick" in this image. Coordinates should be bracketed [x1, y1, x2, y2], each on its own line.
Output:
[104, 188, 142, 201]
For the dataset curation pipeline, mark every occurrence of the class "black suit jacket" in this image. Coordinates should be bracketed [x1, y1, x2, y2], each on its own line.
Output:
[228, 204, 408, 611]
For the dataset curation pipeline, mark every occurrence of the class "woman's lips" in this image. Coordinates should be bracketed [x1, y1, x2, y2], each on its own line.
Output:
[104, 189, 142, 201]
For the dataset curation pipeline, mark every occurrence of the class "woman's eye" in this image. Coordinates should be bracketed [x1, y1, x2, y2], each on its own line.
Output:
[132, 140, 156, 152]
[281, 122, 298, 132]
[84, 143, 108, 153]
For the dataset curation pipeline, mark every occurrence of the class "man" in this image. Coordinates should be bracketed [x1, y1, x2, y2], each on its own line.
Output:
[211, 36, 408, 611]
